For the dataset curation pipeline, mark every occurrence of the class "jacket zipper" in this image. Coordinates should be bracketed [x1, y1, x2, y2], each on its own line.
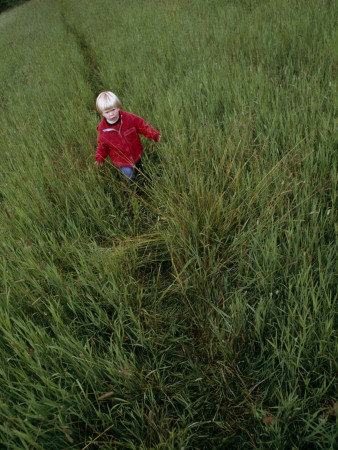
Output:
[102, 116, 135, 165]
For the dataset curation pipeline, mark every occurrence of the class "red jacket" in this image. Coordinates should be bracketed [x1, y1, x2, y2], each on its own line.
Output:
[95, 110, 160, 167]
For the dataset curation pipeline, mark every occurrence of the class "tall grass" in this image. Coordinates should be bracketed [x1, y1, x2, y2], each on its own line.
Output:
[0, 0, 337, 447]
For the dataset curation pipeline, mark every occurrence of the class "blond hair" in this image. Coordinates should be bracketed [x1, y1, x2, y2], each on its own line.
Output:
[96, 91, 121, 114]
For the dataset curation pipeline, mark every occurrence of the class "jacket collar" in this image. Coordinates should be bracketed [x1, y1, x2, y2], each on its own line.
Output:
[97, 111, 124, 131]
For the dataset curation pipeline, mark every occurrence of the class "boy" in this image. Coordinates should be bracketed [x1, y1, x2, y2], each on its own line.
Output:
[95, 91, 161, 182]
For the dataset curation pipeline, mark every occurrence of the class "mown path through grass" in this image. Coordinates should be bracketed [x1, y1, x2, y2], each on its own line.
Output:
[61, 12, 105, 99]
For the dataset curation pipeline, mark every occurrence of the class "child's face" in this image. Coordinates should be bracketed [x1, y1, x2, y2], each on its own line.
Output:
[102, 107, 120, 123]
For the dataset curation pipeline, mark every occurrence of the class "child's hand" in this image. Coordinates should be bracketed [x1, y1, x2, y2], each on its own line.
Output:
[155, 135, 161, 143]
[94, 161, 104, 167]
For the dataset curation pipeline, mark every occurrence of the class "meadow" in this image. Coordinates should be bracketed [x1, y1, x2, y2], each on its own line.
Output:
[0, 0, 337, 448]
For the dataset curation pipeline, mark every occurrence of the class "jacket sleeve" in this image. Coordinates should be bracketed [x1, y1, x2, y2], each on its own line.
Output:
[133, 114, 160, 140]
[95, 134, 109, 162]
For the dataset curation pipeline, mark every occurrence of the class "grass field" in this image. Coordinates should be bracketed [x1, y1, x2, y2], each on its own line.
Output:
[0, 0, 337, 448]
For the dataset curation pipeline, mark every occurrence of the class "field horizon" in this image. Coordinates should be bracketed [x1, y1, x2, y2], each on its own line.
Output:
[0, 0, 337, 448]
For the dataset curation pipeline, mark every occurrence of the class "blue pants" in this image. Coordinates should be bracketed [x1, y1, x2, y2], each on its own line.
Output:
[119, 159, 142, 181]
